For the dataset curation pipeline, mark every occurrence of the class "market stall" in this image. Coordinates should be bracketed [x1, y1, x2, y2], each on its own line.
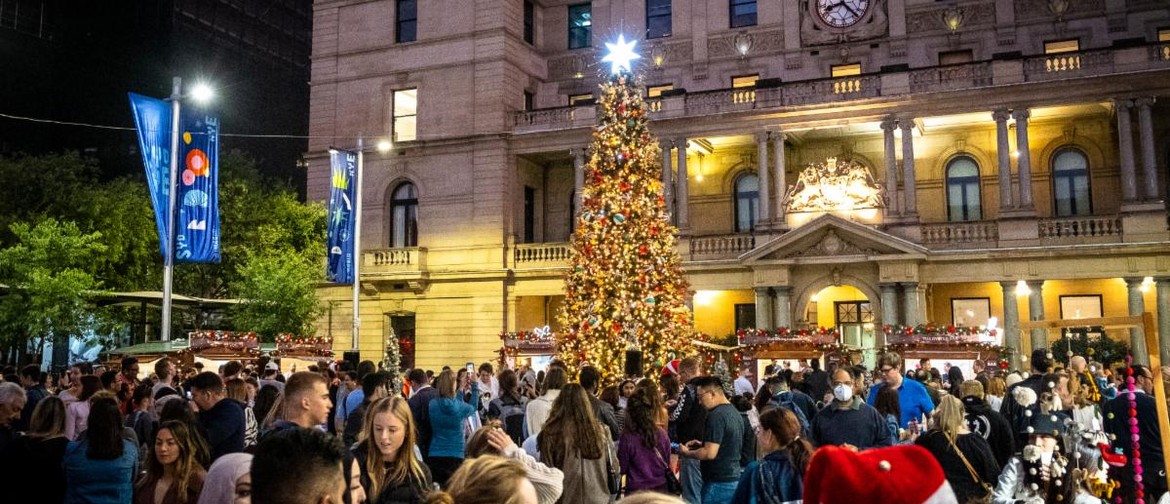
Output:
[498, 330, 557, 372]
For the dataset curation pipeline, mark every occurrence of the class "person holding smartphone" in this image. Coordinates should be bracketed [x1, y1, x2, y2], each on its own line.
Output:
[677, 376, 745, 503]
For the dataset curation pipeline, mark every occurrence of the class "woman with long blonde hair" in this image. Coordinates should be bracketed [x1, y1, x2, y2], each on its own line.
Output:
[422, 455, 538, 504]
[352, 396, 432, 503]
[538, 383, 614, 504]
[915, 395, 999, 503]
[134, 420, 209, 504]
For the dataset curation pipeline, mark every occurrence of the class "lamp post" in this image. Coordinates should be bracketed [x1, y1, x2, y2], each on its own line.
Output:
[161, 77, 212, 342]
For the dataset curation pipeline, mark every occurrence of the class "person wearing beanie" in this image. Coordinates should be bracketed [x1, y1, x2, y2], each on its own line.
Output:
[811, 368, 893, 450]
[1000, 348, 1053, 448]
[990, 391, 1081, 504]
[802, 444, 959, 503]
[959, 379, 1015, 469]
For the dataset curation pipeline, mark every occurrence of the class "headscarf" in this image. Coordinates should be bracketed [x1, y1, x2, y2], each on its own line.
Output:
[197, 452, 253, 504]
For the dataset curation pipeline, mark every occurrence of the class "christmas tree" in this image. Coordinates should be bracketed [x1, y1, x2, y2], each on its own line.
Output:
[557, 36, 695, 381]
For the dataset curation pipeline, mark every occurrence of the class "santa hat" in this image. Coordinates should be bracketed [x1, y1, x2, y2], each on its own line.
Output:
[661, 359, 681, 377]
[803, 445, 959, 504]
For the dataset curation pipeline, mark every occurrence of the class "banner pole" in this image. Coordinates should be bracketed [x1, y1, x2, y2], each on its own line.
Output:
[162, 77, 181, 343]
[352, 137, 363, 352]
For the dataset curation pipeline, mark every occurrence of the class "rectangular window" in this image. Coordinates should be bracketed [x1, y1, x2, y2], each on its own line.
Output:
[396, 0, 417, 43]
[1160, 29, 1170, 42]
[524, 91, 534, 111]
[392, 88, 417, 142]
[524, 0, 535, 45]
[831, 63, 861, 77]
[568, 3, 592, 49]
[734, 303, 757, 330]
[647, 84, 673, 98]
[1044, 39, 1079, 54]
[731, 74, 759, 88]
[646, 0, 671, 39]
[730, 0, 757, 28]
[939, 49, 974, 65]
[569, 93, 593, 106]
[523, 186, 536, 243]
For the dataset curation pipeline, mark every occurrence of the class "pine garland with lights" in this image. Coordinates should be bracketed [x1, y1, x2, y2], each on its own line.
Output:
[557, 43, 694, 381]
[712, 355, 735, 396]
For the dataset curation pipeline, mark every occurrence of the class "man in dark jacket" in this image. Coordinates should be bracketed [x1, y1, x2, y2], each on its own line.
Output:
[804, 359, 830, 405]
[190, 371, 246, 462]
[1000, 348, 1052, 447]
[578, 366, 620, 441]
[670, 357, 707, 504]
[1103, 364, 1166, 502]
[406, 368, 438, 458]
[810, 368, 893, 450]
[18, 364, 49, 431]
[959, 379, 1014, 469]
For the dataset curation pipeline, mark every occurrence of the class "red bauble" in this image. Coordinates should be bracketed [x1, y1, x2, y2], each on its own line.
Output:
[639, 245, 648, 255]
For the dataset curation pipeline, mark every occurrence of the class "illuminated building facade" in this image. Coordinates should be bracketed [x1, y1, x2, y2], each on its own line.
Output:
[307, 0, 1170, 371]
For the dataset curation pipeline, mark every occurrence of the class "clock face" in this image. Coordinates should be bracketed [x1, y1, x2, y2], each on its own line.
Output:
[817, 0, 871, 28]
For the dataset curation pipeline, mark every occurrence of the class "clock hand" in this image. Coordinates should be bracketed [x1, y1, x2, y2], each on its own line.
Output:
[842, 3, 860, 17]
[822, 0, 844, 14]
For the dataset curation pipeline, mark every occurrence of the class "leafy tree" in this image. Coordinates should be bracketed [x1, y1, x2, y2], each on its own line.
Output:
[230, 253, 323, 342]
[0, 218, 107, 363]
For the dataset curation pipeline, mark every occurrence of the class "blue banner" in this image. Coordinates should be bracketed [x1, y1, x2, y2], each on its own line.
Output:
[128, 93, 172, 257]
[175, 113, 221, 263]
[326, 149, 358, 284]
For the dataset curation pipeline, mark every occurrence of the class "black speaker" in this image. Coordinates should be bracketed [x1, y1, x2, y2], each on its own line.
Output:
[343, 351, 360, 371]
[624, 349, 643, 377]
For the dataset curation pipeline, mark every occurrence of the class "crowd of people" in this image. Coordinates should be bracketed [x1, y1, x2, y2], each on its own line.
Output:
[0, 347, 1165, 504]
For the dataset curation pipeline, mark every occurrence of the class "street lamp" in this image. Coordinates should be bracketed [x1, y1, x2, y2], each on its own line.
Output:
[161, 77, 213, 342]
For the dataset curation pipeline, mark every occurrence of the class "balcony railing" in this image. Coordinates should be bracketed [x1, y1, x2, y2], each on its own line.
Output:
[909, 62, 993, 93]
[689, 234, 755, 260]
[364, 247, 425, 273]
[685, 88, 756, 115]
[1024, 50, 1114, 81]
[783, 75, 881, 106]
[514, 242, 573, 266]
[513, 107, 575, 128]
[1038, 216, 1122, 239]
[920, 221, 999, 245]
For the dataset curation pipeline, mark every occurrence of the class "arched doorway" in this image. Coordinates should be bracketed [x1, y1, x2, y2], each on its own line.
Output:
[802, 284, 878, 370]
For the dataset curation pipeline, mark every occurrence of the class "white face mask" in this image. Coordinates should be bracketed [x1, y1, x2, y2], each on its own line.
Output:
[833, 384, 854, 402]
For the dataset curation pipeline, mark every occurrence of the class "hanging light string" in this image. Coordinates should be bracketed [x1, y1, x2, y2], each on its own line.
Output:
[0, 111, 357, 141]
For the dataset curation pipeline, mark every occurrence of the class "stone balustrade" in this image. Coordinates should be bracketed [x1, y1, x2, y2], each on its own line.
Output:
[909, 62, 993, 93]
[514, 242, 573, 265]
[1038, 216, 1122, 239]
[365, 247, 425, 272]
[920, 221, 999, 245]
[1024, 49, 1114, 81]
[689, 233, 756, 260]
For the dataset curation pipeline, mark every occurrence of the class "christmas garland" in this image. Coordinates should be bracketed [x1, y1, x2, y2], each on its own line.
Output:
[275, 335, 333, 357]
[189, 331, 260, 350]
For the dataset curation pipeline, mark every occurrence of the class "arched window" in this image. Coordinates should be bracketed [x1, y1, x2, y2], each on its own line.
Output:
[945, 156, 982, 221]
[1052, 148, 1091, 217]
[734, 173, 759, 233]
[389, 182, 418, 247]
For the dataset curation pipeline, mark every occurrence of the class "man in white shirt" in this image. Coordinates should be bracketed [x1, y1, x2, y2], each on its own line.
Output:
[734, 365, 755, 397]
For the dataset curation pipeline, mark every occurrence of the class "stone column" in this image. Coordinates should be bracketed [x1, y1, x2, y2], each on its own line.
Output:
[1000, 281, 1023, 370]
[756, 131, 771, 226]
[993, 110, 1014, 210]
[573, 148, 586, 210]
[1125, 277, 1151, 366]
[772, 131, 788, 226]
[1136, 98, 1159, 201]
[1013, 109, 1034, 210]
[899, 120, 918, 216]
[773, 286, 793, 329]
[880, 283, 900, 327]
[881, 119, 900, 215]
[1026, 280, 1045, 351]
[754, 287, 773, 329]
[1114, 99, 1138, 203]
[660, 140, 674, 217]
[1156, 277, 1170, 366]
[676, 138, 690, 229]
[901, 282, 924, 326]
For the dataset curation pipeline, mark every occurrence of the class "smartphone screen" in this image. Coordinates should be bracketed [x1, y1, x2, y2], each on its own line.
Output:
[466, 363, 475, 373]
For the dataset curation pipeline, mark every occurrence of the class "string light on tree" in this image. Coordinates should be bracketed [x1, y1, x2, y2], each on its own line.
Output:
[557, 35, 694, 381]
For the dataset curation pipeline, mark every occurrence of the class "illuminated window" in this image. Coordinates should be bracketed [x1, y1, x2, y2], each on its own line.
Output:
[647, 84, 673, 97]
[1159, 29, 1170, 42]
[939, 49, 974, 65]
[1052, 148, 1091, 217]
[568, 3, 592, 49]
[831, 63, 861, 77]
[396, 0, 417, 43]
[1044, 39, 1079, 54]
[646, 0, 671, 39]
[392, 88, 417, 142]
[945, 156, 982, 222]
[731, 74, 759, 88]
[569, 93, 593, 106]
[389, 182, 418, 247]
[730, 0, 757, 28]
[734, 172, 759, 232]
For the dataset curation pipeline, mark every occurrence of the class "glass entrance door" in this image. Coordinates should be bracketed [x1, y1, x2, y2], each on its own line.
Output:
[835, 301, 876, 370]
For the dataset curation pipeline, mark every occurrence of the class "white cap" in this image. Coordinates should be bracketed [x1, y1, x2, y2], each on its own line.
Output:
[265, 362, 279, 372]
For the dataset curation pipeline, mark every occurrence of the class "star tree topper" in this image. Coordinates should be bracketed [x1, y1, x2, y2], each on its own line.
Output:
[601, 34, 641, 74]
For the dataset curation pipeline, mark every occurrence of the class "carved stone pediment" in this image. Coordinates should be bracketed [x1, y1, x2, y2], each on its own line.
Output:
[741, 214, 929, 263]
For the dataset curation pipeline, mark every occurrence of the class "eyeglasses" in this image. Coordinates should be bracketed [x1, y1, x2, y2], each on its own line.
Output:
[880, 367, 896, 374]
